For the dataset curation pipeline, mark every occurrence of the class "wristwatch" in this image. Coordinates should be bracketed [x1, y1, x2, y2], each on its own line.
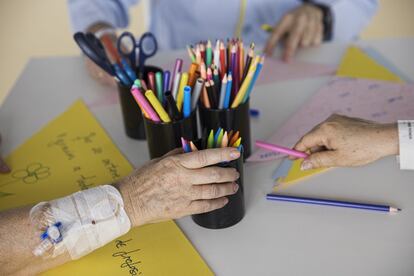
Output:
[302, 0, 333, 41]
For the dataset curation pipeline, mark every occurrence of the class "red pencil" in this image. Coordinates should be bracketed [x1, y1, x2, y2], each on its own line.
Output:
[200, 43, 206, 64]
[219, 42, 227, 78]
[147, 72, 156, 93]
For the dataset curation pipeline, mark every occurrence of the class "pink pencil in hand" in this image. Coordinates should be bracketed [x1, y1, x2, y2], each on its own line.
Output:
[255, 140, 308, 159]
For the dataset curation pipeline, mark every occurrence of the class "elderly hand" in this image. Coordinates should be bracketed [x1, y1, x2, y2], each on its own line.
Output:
[292, 114, 399, 170]
[0, 134, 10, 173]
[263, 4, 323, 61]
[84, 57, 117, 87]
[115, 147, 241, 227]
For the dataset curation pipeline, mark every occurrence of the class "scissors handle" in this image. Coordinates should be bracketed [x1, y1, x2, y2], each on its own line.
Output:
[138, 32, 158, 75]
[117, 32, 137, 68]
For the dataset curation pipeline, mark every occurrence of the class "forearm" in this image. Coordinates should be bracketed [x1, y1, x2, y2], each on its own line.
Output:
[0, 184, 132, 275]
[67, 0, 138, 33]
[0, 206, 70, 275]
[376, 123, 399, 157]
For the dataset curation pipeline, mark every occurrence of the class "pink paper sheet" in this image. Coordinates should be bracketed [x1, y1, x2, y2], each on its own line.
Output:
[256, 58, 336, 85]
[248, 77, 414, 162]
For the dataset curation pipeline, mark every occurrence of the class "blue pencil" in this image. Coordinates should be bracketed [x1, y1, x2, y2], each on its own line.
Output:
[242, 56, 264, 103]
[223, 72, 232, 109]
[183, 86, 192, 118]
[163, 70, 171, 93]
[214, 127, 222, 144]
[266, 194, 401, 213]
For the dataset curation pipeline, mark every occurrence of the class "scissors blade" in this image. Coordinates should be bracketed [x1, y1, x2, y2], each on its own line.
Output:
[73, 32, 115, 76]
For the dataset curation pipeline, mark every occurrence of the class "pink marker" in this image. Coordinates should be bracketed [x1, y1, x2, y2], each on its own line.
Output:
[131, 87, 161, 122]
[255, 140, 308, 159]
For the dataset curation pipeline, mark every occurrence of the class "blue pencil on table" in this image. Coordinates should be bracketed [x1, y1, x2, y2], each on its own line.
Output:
[266, 194, 401, 213]
[249, 108, 260, 117]
[183, 86, 192, 118]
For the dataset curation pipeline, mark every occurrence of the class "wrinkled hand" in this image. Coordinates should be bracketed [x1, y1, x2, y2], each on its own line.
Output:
[292, 114, 398, 170]
[264, 4, 323, 61]
[84, 57, 117, 87]
[115, 148, 241, 227]
[0, 134, 11, 173]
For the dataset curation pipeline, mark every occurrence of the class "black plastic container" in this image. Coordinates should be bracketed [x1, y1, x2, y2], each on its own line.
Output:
[117, 65, 163, 140]
[143, 111, 198, 159]
[192, 152, 245, 229]
[199, 100, 251, 159]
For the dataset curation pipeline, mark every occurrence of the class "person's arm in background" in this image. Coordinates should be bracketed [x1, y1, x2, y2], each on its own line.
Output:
[291, 114, 414, 171]
[0, 134, 11, 173]
[67, 0, 138, 86]
[0, 148, 240, 275]
[264, 0, 378, 61]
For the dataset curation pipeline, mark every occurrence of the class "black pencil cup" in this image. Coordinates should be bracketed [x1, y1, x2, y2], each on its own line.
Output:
[192, 151, 245, 229]
[144, 111, 198, 159]
[199, 100, 251, 159]
[117, 65, 162, 140]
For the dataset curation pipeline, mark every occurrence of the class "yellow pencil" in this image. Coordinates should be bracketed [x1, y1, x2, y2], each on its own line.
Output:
[231, 70, 254, 108]
[145, 90, 171, 123]
[232, 137, 242, 147]
[176, 72, 189, 111]
[231, 56, 259, 108]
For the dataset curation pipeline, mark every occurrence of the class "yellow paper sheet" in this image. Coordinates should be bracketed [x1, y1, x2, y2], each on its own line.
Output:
[0, 100, 212, 276]
[274, 159, 328, 190]
[336, 46, 403, 83]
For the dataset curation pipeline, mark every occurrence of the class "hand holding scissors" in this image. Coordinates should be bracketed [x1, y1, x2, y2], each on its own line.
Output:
[117, 32, 158, 78]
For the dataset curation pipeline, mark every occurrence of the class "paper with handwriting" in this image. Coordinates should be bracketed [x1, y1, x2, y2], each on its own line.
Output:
[0, 100, 212, 275]
[248, 78, 414, 162]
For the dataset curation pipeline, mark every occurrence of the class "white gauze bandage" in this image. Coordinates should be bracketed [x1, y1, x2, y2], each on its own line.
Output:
[31, 185, 131, 259]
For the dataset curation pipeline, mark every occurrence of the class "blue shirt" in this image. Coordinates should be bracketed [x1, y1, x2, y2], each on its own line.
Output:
[68, 0, 378, 50]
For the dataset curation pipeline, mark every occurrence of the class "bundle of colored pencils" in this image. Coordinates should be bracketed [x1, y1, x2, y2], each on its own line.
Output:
[181, 128, 243, 153]
[130, 67, 194, 123]
[186, 39, 264, 109]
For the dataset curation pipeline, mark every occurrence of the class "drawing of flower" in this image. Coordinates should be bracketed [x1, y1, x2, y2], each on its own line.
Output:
[12, 163, 51, 184]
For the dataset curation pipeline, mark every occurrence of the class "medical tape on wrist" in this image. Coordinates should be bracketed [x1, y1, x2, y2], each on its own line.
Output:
[30, 185, 131, 259]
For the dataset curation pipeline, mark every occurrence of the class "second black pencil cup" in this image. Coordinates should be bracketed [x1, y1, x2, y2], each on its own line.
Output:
[144, 111, 198, 159]
[192, 152, 245, 229]
[199, 100, 252, 159]
[117, 65, 162, 140]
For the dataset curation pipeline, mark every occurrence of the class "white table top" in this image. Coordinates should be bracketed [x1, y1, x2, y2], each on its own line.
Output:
[1, 39, 414, 276]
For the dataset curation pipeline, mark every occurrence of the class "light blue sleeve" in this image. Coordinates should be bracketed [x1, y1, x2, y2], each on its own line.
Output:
[314, 0, 378, 41]
[67, 0, 139, 32]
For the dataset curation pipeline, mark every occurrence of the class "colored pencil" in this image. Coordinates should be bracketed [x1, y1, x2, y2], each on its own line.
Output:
[183, 86, 192, 118]
[145, 90, 171, 123]
[218, 74, 228, 109]
[131, 87, 160, 122]
[170, 58, 183, 91]
[266, 194, 401, 213]
[255, 140, 308, 159]
[192, 78, 204, 110]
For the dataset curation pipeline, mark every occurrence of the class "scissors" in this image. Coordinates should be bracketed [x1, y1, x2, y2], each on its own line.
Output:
[117, 31, 158, 77]
[73, 32, 131, 85]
